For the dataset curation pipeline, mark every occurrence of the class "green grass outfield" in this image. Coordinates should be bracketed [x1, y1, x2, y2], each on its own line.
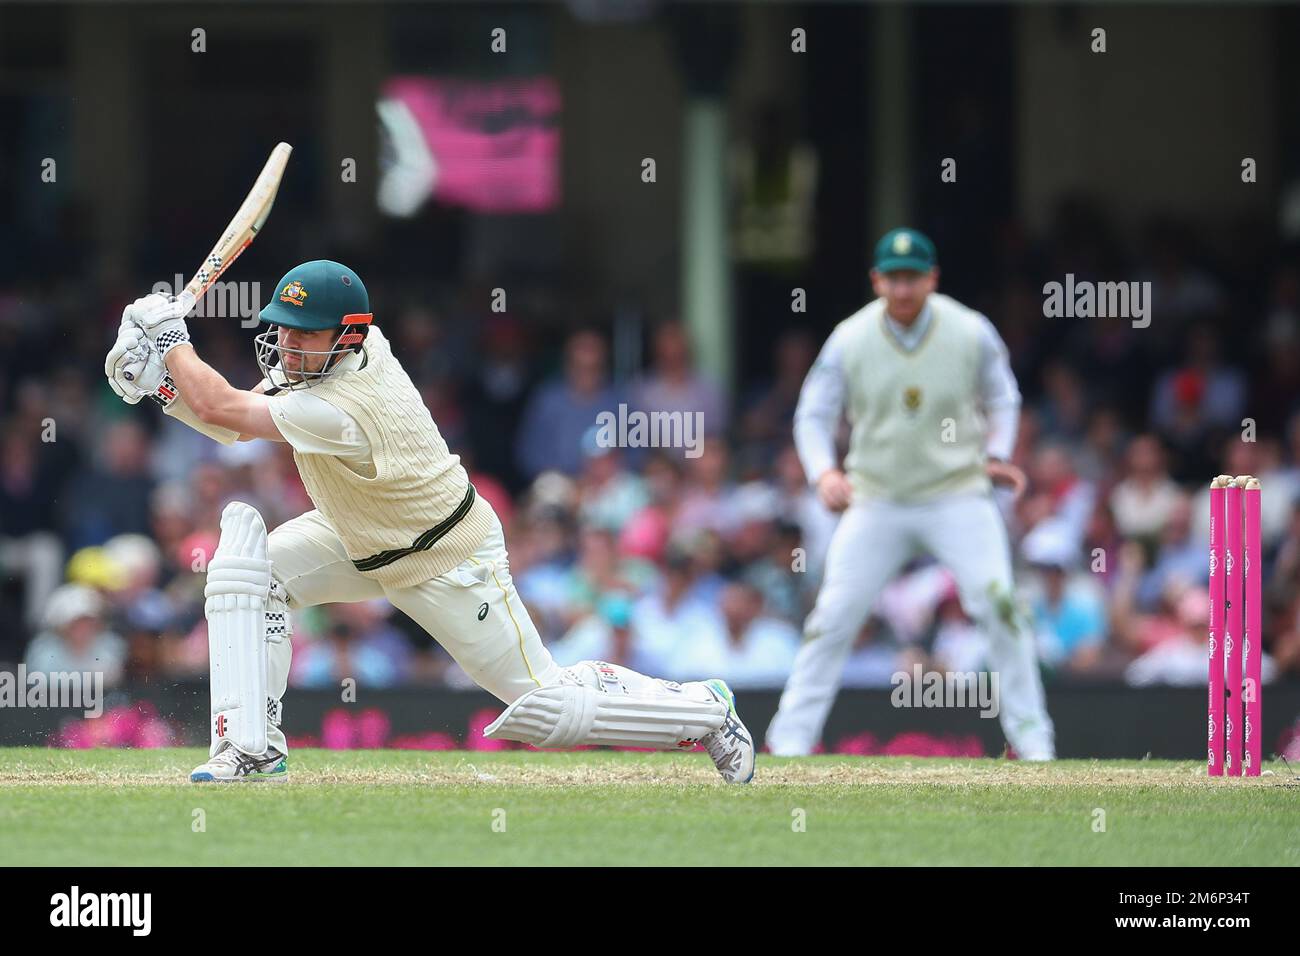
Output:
[1, 748, 1296, 866]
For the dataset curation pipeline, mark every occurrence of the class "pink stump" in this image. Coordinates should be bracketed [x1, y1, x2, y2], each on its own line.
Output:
[1243, 481, 1262, 776]
[1224, 480, 1244, 777]
[1208, 478, 1226, 776]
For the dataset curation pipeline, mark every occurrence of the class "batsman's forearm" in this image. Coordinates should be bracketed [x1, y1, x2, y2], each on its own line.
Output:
[164, 343, 239, 419]
[163, 393, 240, 446]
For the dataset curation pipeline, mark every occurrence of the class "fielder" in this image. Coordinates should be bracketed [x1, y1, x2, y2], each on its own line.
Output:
[767, 229, 1055, 760]
[104, 260, 754, 783]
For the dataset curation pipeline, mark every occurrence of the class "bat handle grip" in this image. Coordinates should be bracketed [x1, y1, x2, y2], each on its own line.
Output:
[122, 349, 148, 382]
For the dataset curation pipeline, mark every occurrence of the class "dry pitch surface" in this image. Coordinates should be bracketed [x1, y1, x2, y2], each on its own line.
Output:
[1, 748, 1296, 865]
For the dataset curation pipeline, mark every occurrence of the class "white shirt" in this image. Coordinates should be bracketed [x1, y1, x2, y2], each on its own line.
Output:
[262, 349, 372, 466]
[793, 298, 1022, 485]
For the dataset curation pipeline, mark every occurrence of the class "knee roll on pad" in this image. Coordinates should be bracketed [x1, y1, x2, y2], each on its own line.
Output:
[564, 660, 629, 695]
[564, 659, 700, 699]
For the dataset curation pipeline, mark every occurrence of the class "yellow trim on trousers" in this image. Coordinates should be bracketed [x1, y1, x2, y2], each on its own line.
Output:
[468, 556, 540, 687]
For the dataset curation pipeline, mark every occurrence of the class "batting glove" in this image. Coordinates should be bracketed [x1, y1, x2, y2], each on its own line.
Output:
[105, 317, 177, 407]
[124, 290, 195, 357]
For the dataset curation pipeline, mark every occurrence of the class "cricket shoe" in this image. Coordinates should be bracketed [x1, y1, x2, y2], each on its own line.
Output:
[190, 743, 288, 783]
[700, 678, 755, 784]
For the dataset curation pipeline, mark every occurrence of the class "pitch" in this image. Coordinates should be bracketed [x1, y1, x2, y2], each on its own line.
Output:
[0, 749, 1295, 866]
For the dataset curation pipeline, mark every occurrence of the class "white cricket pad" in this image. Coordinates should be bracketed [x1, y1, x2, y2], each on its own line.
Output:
[484, 661, 727, 750]
[205, 502, 273, 756]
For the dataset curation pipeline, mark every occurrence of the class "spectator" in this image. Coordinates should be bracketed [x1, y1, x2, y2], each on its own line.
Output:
[548, 591, 666, 674]
[1135, 495, 1205, 611]
[1021, 525, 1107, 673]
[1076, 405, 1128, 484]
[1019, 442, 1095, 549]
[1138, 220, 1226, 326]
[737, 329, 816, 456]
[1123, 582, 1277, 688]
[558, 526, 656, 634]
[631, 321, 728, 437]
[673, 438, 739, 537]
[1251, 271, 1300, 434]
[1082, 499, 1124, 593]
[669, 580, 799, 687]
[513, 486, 581, 643]
[24, 584, 127, 687]
[629, 541, 724, 667]
[1037, 361, 1090, 445]
[0, 421, 68, 632]
[62, 419, 156, 548]
[740, 519, 805, 625]
[619, 453, 684, 564]
[1122, 588, 1216, 687]
[516, 330, 619, 479]
[463, 314, 535, 493]
[575, 442, 649, 534]
[1150, 324, 1245, 437]
[1111, 541, 1215, 675]
[1109, 434, 1181, 545]
[291, 602, 410, 689]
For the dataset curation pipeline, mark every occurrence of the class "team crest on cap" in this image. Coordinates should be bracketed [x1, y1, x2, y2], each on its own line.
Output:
[280, 280, 309, 306]
[893, 233, 913, 254]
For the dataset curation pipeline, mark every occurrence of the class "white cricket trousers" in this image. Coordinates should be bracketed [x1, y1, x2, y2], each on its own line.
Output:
[262, 507, 716, 756]
[264, 507, 565, 750]
[765, 492, 1055, 759]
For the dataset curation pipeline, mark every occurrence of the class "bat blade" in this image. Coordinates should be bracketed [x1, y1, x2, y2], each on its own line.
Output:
[182, 142, 292, 302]
[120, 143, 291, 389]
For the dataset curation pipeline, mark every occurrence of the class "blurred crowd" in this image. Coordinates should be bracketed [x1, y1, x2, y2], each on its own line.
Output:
[5, 216, 1300, 694]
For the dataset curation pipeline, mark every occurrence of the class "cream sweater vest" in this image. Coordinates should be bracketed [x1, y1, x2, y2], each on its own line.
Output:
[283, 325, 494, 588]
[840, 294, 991, 502]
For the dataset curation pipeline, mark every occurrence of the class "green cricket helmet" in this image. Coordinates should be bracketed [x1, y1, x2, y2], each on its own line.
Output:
[255, 260, 373, 389]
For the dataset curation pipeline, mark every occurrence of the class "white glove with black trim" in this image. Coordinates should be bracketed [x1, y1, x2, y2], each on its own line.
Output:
[123, 290, 195, 357]
[105, 316, 177, 407]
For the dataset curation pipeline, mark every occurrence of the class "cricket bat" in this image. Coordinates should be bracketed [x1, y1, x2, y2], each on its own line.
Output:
[123, 142, 291, 381]
[180, 141, 293, 306]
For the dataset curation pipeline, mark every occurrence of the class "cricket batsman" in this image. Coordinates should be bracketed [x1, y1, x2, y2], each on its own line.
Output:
[103, 260, 754, 783]
[766, 229, 1056, 760]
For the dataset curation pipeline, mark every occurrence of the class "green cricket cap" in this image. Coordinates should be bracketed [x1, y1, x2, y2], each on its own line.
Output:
[259, 260, 371, 332]
[873, 228, 937, 274]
